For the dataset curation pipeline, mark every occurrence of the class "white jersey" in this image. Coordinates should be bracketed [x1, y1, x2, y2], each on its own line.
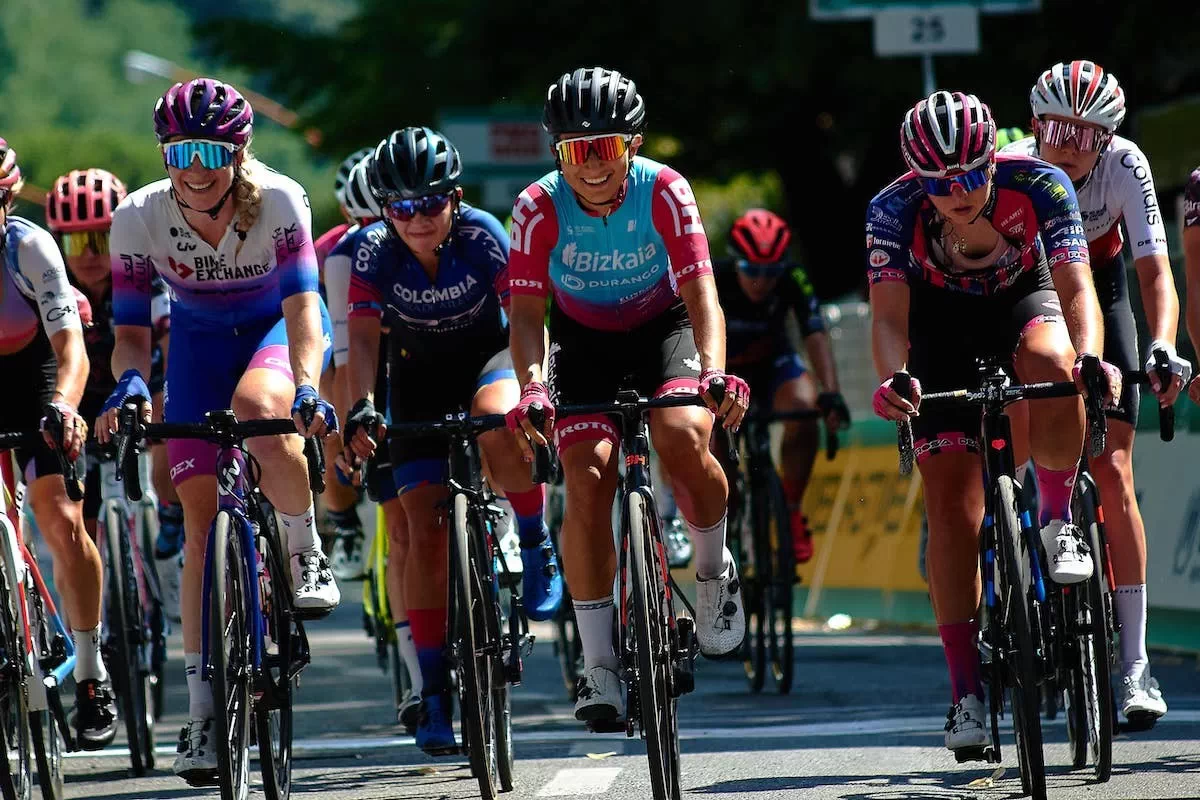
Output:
[1001, 134, 1168, 264]
[321, 223, 360, 368]
[111, 167, 319, 330]
[0, 216, 82, 354]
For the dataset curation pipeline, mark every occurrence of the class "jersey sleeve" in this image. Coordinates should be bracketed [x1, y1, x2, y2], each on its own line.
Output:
[110, 200, 156, 328]
[1184, 168, 1200, 229]
[324, 238, 354, 367]
[1111, 143, 1168, 259]
[20, 227, 82, 338]
[470, 209, 512, 309]
[864, 187, 913, 285]
[1029, 163, 1090, 271]
[650, 167, 713, 286]
[507, 184, 558, 300]
[270, 180, 320, 299]
[346, 231, 385, 322]
[786, 266, 825, 336]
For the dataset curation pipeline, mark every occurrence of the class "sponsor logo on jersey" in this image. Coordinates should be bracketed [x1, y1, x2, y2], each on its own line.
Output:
[1120, 151, 1161, 227]
[192, 253, 271, 282]
[167, 256, 194, 280]
[999, 208, 1024, 227]
[560, 241, 659, 272]
[272, 223, 307, 256]
[509, 277, 544, 291]
[170, 458, 195, 480]
[392, 273, 479, 305]
[46, 305, 75, 322]
[866, 234, 901, 250]
[869, 249, 890, 267]
[458, 223, 507, 266]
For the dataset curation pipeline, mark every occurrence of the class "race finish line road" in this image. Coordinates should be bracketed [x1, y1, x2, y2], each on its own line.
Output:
[63, 596, 1200, 800]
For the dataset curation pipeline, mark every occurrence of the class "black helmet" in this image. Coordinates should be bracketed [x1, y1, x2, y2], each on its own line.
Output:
[543, 67, 646, 136]
[370, 126, 462, 201]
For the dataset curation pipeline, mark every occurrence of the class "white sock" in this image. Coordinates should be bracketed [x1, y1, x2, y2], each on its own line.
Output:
[573, 596, 618, 672]
[279, 503, 320, 554]
[687, 512, 728, 580]
[185, 652, 215, 719]
[1115, 584, 1149, 680]
[72, 626, 108, 683]
[394, 621, 423, 697]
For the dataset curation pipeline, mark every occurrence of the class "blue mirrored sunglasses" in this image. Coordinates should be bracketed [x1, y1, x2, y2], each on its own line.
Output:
[735, 259, 786, 279]
[384, 193, 453, 222]
[162, 139, 239, 170]
[919, 164, 991, 197]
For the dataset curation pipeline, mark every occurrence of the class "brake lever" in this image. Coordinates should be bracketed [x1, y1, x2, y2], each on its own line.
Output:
[526, 404, 556, 485]
[1079, 355, 1108, 458]
[43, 405, 83, 502]
[299, 399, 326, 494]
[893, 372, 915, 476]
[1151, 350, 1176, 443]
[706, 380, 739, 468]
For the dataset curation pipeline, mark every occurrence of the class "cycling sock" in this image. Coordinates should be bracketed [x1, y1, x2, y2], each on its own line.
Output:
[326, 507, 361, 533]
[394, 621, 424, 697]
[72, 626, 108, 683]
[574, 596, 618, 673]
[279, 504, 320, 554]
[506, 486, 547, 547]
[155, 501, 185, 557]
[185, 652, 214, 719]
[408, 607, 447, 695]
[1034, 463, 1076, 525]
[687, 512, 728, 580]
[938, 621, 983, 702]
[1115, 584, 1149, 680]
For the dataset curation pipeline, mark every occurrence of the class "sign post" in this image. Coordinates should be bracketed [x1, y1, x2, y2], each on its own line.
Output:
[438, 110, 555, 214]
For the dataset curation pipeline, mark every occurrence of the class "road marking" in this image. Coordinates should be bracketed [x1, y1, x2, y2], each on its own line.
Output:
[65, 709, 1200, 761]
[537, 767, 621, 796]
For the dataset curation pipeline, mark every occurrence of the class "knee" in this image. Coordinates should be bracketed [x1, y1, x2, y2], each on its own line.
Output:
[33, 502, 85, 557]
[232, 382, 291, 423]
[1090, 444, 1133, 491]
[1019, 336, 1075, 383]
[653, 420, 709, 473]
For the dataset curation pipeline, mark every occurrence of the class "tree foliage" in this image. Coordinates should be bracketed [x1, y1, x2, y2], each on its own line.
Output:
[196, 0, 1200, 298]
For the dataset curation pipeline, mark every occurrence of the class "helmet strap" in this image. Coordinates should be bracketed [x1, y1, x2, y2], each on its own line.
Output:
[172, 177, 238, 221]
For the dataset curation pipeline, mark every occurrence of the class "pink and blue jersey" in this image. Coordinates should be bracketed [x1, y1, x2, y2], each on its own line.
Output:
[0, 216, 81, 355]
[507, 156, 713, 331]
[865, 154, 1088, 295]
[111, 169, 319, 330]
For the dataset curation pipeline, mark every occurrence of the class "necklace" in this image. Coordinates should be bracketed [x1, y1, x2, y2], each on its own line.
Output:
[941, 219, 967, 255]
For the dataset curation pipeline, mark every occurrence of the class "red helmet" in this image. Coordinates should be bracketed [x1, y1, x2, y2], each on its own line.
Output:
[729, 209, 791, 264]
[45, 169, 127, 233]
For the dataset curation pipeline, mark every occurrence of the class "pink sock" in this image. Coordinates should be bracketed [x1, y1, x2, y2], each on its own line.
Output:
[938, 621, 982, 702]
[1035, 463, 1077, 525]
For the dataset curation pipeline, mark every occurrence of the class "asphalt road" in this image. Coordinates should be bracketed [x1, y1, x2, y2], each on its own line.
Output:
[62, 589, 1200, 800]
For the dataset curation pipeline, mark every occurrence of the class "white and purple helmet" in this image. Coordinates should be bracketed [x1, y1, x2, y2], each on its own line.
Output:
[1030, 60, 1126, 133]
[900, 91, 996, 178]
[153, 78, 254, 146]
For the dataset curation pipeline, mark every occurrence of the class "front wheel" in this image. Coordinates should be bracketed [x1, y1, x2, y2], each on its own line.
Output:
[762, 469, 794, 695]
[257, 512, 295, 800]
[28, 711, 61, 800]
[209, 512, 252, 800]
[1074, 486, 1114, 781]
[0, 549, 32, 800]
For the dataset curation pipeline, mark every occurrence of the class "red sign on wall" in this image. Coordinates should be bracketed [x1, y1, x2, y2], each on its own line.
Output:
[488, 122, 546, 162]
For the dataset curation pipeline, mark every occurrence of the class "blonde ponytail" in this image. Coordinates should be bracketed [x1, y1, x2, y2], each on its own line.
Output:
[233, 149, 265, 251]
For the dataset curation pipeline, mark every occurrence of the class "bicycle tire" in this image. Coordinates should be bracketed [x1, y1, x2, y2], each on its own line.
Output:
[452, 493, 496, 800]
[995, 476, 1047, 800]
[741, 482, 767, 694]
[763, 469, 794, 694]
[256, 511, 294, 800]
[628, 491, 680, 800]
[101, 505, 147, 775]
[494, 682, 514, 793]
[119, 510, 156, 773]
[1076, 489, 1114, 781]
[140, 504, 168, 722]
[1058, 589, 1088, 770]
[28, 711, 59, 800]
[0, 539, 32, 800]
[477, 515, 513, 794]
[209, 511, 251, 800]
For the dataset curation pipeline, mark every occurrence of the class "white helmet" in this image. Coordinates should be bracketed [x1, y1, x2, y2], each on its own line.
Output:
[1030, 60, 1126, 132]
[334, 146, 374, 210]
[343, 154, 382, 221]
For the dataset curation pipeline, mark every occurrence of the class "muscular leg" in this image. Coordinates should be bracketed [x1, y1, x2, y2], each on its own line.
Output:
[775, 373, 820, 560]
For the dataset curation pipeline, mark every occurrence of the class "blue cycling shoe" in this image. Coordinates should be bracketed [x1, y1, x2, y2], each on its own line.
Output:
[520, 529, 564, 622]
[415, 694, 458, 756]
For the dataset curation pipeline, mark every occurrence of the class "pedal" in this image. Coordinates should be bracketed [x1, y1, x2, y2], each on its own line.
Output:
[673, 618, 698, 696]
[295, 606, 335, 622]
[953, 745, 991, 764]
[585, 718, 627, 734]
[1121, 712, 1159, 732]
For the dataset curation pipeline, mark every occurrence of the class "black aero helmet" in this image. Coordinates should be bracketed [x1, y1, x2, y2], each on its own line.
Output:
[543, 67, 646, 136]
[370, 126, 462, 201]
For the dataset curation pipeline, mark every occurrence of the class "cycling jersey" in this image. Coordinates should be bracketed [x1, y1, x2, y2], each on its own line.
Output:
[0, 216, 82, 354]
[322, 223, 359, 367]
[715, 259, 823, 366]
[1001, 135, 1168, 263]
[111, 168, 319, 330]
[866, 154, 1087, 295]
[315, 222, 351, 271]
[1185, 167, 1200, 229]
[508, 156, 713, 331]
[346, 205, 510, 359]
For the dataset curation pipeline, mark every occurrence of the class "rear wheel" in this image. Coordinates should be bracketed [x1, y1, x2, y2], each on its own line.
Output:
[210, 512, 251, 800]
[628, 491, 680, 800]
[1075, 491, 1114, 781]
[103, 506, 149, 776]
[742, 482, 767, 694]
[28, 711, 60, 800]
[762, 470, 794, 694]
[995, 477, 1046, 800]
[141, 505, 168, 721]
[119, 512, 155, 772]
[0, 538, 32, 800]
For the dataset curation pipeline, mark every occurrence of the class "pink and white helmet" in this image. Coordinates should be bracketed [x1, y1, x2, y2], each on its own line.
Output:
[899, 91, 996, 178]
[1030, 60, 1126, 133]
[0, 139, 23, 194]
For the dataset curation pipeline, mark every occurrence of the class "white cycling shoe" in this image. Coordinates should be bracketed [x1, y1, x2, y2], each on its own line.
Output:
[174, 717, 218, 786]
[292, 548, 341, 616]
[695, 548, 746, 658]
[1122, 672, 1167, 724]
[330, 529, 365, 581]
[944, 694, 988, 752]
[574, 665, 624, 723]
[1039, 520, 1093, 584]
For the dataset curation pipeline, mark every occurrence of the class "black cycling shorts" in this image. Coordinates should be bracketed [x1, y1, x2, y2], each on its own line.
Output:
[1093, 256, 1139, 426]
[907, 266, 1064, 463]
[0, 334, 64, 480]
[547, 302, 701, 452]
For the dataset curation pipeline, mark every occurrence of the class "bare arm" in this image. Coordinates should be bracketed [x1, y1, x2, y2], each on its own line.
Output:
[679, 275, 725, 373]
[869, 281, 911, 381]
[1051, 261, 1104, 358]
[281, 290, 325, 389]
[49, 327, 88, 409]
[802, 331, 840, 393]
[1133, 252, 1179, 347]
[346, 316, 382, 406]
[508, 295, 548, 390]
